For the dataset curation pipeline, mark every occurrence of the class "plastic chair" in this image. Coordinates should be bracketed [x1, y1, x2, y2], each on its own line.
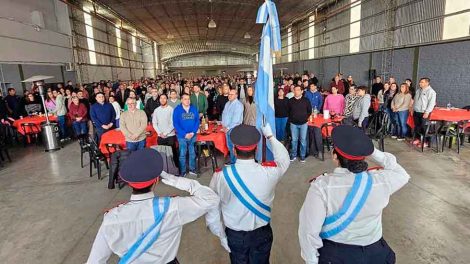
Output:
[88, 138, 109, 180]
[439, 121, 461, 153]
[420, 120, 441, 153]
[20, 123, 41, 147]
[320, 122, 338, 161]
[196, 141, 218, 174]
[78, 134, 91, 168]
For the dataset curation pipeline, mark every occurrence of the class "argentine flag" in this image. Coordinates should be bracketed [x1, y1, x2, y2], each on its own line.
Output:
[255, 0, 281, 161]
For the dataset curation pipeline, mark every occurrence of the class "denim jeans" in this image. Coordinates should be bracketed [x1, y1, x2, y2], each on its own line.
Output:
[72, 121, 88, 136]
[226, 224, 273, 264]
[290, 122, 308, 159]
[226, 129, 236, 164]
[275, 117, 288, 141]
[126, 139, 146, 151]
[396, 110, 409, 138]
[385, 108, 396, 135]
[178, 135, 196, 174]
[57, 115, 67, 139]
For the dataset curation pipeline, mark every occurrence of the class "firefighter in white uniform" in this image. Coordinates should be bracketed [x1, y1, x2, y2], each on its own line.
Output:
[86, 148, 220, 264]
[298, 125, 410, 264]
[205, 124, 290, 264]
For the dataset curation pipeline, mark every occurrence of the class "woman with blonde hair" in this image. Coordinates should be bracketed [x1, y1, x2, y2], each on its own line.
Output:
[391, 83, 412, 140]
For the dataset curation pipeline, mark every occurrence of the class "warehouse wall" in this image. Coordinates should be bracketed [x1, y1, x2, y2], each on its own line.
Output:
[0, 0, 72, 64]
[274, 40, 470, 108]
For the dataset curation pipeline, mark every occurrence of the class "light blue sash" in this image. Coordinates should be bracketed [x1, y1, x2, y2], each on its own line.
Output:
[119, 197, 170, 264]
[320, 172, 373, 239]
[223, 165, 271, 222]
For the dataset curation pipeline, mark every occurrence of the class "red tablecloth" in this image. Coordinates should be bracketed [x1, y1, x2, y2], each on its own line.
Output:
[197, 123, 229, 156]
[99, 124, 157, 154]
[13, 115, 58, 135]
[407, 107, 470, 128]
[99, 123, 229, 157]
[308, 114, 343, 137]
[308, 114, 344, 128]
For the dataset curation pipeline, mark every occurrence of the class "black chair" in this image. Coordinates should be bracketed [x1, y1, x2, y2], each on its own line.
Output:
[439, 121, 461, 153]
[0, 124, 12, 167]
[320, 122, 338, 161]
[196, 141, 218, 174]
[78, 134, 91, 168]
[419, 120, 441, 152]
[20, 123, 41, 147]
[88, 137, 109, 180]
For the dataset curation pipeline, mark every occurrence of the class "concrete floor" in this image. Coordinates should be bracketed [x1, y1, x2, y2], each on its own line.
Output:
[0, 139, 470, 264]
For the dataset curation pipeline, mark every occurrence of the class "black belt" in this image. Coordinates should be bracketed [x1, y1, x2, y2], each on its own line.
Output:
[323, 237, 386, 250]
[226, 223, 271, 235]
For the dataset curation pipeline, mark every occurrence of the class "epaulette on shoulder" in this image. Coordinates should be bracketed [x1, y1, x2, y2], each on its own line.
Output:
[104, 201, 128, 214]
[367, 166, 384, 171]
[261, 161, 277, 167]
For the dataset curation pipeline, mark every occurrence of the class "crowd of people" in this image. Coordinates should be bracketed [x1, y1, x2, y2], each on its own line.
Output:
[0, 71, 437, 173]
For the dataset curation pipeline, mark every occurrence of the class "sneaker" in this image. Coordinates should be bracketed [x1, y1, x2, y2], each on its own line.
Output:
[397, 137, 405, 141]
[391, 135, 397, 139]
[189, 170, 198, 177]
[417, 142, 429, 148]
[290, 157, 296, 162]
[300, 158, 306, 163]
[412, 139, 420, 145]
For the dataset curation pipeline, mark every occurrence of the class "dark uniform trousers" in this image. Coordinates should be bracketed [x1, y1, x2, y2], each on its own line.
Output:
[225, 224, 273, 264]
[318, 238, 396, 264]
[167, 258, 180, 264]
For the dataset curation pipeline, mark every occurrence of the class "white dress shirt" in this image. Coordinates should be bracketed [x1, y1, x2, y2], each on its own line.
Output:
[205, 136, 290, 240]
[298, 149, 410, 264]
[87, 175, 219, 264]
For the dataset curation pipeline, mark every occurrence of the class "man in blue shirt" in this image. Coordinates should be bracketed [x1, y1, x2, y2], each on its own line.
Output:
[221, 89, 244, 164]
[304, 83, 323, 111]
[90, 92, 115, 144]
[172, 93, 200, 176]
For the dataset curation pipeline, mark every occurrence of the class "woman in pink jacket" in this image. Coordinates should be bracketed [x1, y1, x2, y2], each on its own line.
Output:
[323, 86, 345, 115]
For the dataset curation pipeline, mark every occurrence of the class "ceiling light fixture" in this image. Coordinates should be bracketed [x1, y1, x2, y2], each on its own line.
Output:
[208, 19, 217, 28]
[208, 0, 216, 28]
[244, 32, 251, 39]
[167, 34, 174, 39]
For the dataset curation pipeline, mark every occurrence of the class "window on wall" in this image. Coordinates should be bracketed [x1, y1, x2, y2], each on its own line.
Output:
[349, 0, 361, 53]
[308, 15, 315, 59]
[115, 27, 123, 66]
[132, 35, 137, 53]
[154, 42, 159, 70]
[287, 27, 293, 62]
[443, 0, 470, 40]
[83, 12, 97, 64]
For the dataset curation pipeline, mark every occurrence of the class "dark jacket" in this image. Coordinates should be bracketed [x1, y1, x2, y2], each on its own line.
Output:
[116, 89, 130, 108]
[288, 96, 312, 125]
[215, 95, 229, 117]
[144, 96, 160, 121]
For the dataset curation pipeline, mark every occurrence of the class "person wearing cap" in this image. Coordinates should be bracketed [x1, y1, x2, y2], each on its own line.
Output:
[86, 148, 219, 264]
[298, 125, 410, 264]
[206, 124, 290, 264]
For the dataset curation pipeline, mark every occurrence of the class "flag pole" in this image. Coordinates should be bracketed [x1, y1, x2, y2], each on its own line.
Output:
[262, 115, 266, 162]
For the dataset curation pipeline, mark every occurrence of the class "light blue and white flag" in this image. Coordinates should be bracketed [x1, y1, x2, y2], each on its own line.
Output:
[255, 0, 281, 161]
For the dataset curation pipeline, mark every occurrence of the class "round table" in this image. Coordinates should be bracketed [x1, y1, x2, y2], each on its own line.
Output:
[99, 123, 229, 156]
[13, 115, 58, 135]
[196, 123, 229, 156]
[408, 107, 470, 128]
[99, 124, 157, 154]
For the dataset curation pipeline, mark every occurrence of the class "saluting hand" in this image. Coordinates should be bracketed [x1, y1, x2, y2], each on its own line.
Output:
[160, 171, 178, 187]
